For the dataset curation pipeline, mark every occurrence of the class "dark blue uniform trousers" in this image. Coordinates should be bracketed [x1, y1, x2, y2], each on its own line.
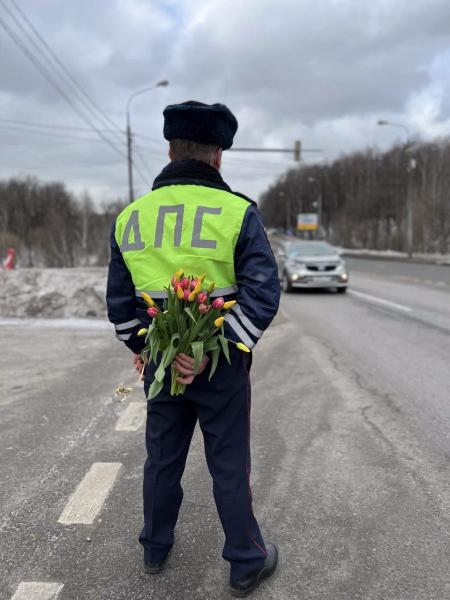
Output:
[140, 347, 267, 580]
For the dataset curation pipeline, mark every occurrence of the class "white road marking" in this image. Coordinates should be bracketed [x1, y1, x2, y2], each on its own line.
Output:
[58, 462, 122, 525]
[349, 289, 413, 313]
[115, 402, 146, 431]
[10, 582, 64, 600]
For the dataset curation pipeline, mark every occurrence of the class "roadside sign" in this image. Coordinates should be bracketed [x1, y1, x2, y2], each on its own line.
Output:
[297, 213, 319, 231]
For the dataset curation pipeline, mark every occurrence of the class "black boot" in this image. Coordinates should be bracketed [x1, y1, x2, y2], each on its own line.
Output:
[144, 548, 171, 574]
[230, 543, 278, 597]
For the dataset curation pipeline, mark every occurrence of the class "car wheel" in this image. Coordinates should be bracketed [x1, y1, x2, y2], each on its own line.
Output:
[282, 272, 293, 293]
[337, 287, 347, 294]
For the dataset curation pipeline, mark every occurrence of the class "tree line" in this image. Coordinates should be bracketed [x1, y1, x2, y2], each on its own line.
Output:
[259, 138, 450, 254]
[0, 176, 126, 267]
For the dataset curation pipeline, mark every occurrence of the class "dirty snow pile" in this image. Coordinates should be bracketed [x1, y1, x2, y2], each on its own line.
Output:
[0, 268, 108, 319]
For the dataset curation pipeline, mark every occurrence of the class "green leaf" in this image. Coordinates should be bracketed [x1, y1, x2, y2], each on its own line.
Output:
[203, 336, 219, 353]
[150, 336, 160, 363]
[191, 340, 204, 373]
[218, 335, 231, 364]
[148, 378, 163, 400]
[208, 346, 220, 381]
[163, 332, 180, 368]
[184, 307, 197, 324]
[154, 350, 167, 382]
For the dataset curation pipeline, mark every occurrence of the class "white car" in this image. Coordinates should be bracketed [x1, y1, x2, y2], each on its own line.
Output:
[275, 240, 349, 293]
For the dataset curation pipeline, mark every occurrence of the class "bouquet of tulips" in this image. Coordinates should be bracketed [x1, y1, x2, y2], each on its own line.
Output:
[137, 270, 250, 400]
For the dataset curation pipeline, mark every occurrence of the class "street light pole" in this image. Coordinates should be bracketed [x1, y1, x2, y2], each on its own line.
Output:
[126, 80, 169, 203]
[377, 119, 415, 258]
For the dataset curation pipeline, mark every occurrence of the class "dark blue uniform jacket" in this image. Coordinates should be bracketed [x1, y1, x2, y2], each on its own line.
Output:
[106, 159, 280, 355]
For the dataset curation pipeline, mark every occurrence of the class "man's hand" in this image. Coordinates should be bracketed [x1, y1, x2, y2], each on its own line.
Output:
[173, 353, 209, 385]
[133, 353, 144, 374]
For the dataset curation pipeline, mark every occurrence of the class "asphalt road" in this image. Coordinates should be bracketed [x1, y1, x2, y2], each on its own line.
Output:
[1, 260, 450, 600]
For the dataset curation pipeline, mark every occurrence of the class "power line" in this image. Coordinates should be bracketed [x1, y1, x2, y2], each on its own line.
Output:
[0, 117, 121, 134]
[0, 123, 124, 144]
[0, 3, 151, 188]
[0, 12, 128, 161]
[5, 0, 124, 143]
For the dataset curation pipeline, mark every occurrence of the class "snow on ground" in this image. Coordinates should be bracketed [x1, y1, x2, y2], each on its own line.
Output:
[342, 248, 450, 264]
[0, 268, 108, 319]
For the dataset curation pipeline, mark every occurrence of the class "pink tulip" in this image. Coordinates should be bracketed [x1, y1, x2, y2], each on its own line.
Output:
[190, 279, 198, 290]
[197, 292, 208, 304]
[183, 289, 190, 301]
[181, 277, 190, 290]
[198, 303, 211, 314]
[147, 307, 159, 318]
[212, 297, 224, 310]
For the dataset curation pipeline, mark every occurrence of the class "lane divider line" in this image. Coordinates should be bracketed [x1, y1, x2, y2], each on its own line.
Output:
[349, 289, 413, 313]
[10, 582, 64, 600]
[57, 462, 122, 525]
[115, 402, 147, 431]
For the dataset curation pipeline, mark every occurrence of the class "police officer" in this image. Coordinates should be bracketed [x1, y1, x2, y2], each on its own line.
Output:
[106, 101, 280, 596]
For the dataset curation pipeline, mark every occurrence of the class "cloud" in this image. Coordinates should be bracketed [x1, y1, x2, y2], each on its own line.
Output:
[1, 0, 449, 202]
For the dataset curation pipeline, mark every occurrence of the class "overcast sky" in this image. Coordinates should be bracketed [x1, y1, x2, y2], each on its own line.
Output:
[1, 0, 450, 204]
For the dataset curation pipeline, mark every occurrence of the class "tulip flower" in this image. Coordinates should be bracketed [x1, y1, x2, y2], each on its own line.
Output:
[137, 328, 148, 336]
[236, 342, 251, 353]
[222, 300, 236, 310]
[181, 277, 190, 290]
[141, 292, 155, 307]
[214, 316, 225, 328]
[198, 303, 210, 314]
[197, 292, 208, 304]
[147, 307, 159, 318]
[190, 279, 198, 291]
[188, 290, 197, 302]
[212, 297, 224, 310]
[207, 281, 216, 293]
[198, 273, 207, 283]
[176, 286, 184, 300]
[183, 289, 191, 301]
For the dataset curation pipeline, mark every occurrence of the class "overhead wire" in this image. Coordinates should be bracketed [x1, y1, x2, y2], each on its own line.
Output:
[0, 117, 122, 135]
[6, 0, 124, 143]
[0, 1, 151, 187]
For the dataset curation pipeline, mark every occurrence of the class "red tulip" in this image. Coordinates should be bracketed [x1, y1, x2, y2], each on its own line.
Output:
[197, 292, 208, 304]
[181, 277, 190, 290]
[147, 307, 159, 318]
[198, 303, 210, 314]
[183, 289, 190, 301]
[212, 297, 224, 310]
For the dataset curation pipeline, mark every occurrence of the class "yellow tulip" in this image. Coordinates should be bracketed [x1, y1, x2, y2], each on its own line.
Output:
[194, 280, 202, 294]
[198, 273, 207, 283]
[207, 281, 216, 293]
[176, 286, 184, 300]
[137, 328, 148, 337]
[223, 300, 237, 310]
[236, 342, 251, 353]
[214, 316, 225, 328]
[140, 292, 155, 307]
[175, 268, 184, 279]
[188, 290, 197, 302]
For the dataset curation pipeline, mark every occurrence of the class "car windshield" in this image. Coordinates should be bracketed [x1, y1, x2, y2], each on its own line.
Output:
[287, 242, 337, 257]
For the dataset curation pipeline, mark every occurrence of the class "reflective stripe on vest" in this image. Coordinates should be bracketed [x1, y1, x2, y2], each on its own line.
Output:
[115, 184, 249, 293]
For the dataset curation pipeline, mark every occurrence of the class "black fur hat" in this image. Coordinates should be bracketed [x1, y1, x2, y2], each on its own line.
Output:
[163, 100, 238, 150]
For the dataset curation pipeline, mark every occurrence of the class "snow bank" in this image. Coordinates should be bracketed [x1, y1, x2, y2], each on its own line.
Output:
[342, 248, 450, 265]
[0, 268, 108, 319]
